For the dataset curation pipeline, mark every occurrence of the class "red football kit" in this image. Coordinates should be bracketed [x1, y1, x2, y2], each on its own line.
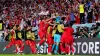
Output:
[4, 29, 16, 51]
[66, 27, 74, 54]
[47, 26, 54, 53]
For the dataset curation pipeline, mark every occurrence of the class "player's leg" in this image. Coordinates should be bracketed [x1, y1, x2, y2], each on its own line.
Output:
[3, 37, 16, 51]
[54, 34, 61, 54]
[19, 40, 24, 53]
[60, 43, 65, 54]
[39, 38, 45, 46]
[70, 39, 74, 55]
[37, 32, 45, 49]
[14, 40, 21, 54]
[30, 41, 37, 54]
[15, 44, 20, 54]
[52, 34, 57, 52]
[60, 36, 65, 54]
[3, 41, 14, 51]
[65, 38, 71, 55]
[65, 45, 68, 54]
[26, 40, 30, 46]
[26, 40, 36, 53]
[26, 40, 36, 54]
[47, 36, 53, 55]
[65, 44, 70, 55]
[37, 38, 45, 50]
[66, 39, 74, 55]
[64, 38, 69, 54]
[48, 44, 52, 55]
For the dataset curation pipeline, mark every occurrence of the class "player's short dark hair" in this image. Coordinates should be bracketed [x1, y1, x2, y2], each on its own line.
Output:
[61, 17, 65, 21]
[40, 18, 43, 20]
[12, 25, 16, 29]
[52, 18, 55, 21]
[16, 25, 19, 28]
[81, 1, 84, 4]
[64, 24, 68, 27]
[69, 22, 74, 27]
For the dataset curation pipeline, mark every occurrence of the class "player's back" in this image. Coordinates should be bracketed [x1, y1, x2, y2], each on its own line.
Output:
[62, 27, 68, 35]
[15, 30, 22, 40]
[66, 27, 74, 36]
[39, 21, 45, 30]
[44, 23, 49, 34]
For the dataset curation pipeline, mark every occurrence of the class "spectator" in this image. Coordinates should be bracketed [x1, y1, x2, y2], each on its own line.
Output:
[79, 1, 85, 24]
[0, 0, 99, 41]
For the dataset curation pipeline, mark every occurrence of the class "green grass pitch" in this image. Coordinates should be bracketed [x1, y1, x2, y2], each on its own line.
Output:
[0, 54, 97, 56]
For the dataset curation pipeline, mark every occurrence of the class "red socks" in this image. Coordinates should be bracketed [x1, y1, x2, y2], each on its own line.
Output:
[39, 39, 45, 46]
[48, 45, 52, 53]
[60, 43, 65, 53]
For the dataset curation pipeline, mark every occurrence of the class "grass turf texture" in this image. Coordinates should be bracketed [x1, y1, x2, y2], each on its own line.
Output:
[0, 54, 98, 56]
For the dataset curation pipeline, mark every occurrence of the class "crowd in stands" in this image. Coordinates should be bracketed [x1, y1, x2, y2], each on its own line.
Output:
[74, 23, 100, 38]
[0, 0, 100, 41]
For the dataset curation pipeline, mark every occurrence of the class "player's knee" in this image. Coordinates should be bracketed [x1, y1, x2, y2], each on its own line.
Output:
[54, 42, 56, 44]
[43, 38, 45, 40]
[50, 44, 52, 46]
[56, 43, 59, 45]
[22, 43, 24, 46]
[15, 44, 19, 47]
[8, 46, 10, 48]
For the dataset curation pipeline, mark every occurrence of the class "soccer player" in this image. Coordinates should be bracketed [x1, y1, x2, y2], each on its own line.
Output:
[60, 24, 68, 54]
[52, 22, 64, 54]
[37, 17, 45, 49]
[15, 25, 24, 54]
[25, 26, 36, 54]
[37, 17, 52, 49]
[3, 25, 16, 51]
[66, 23, 74, 55]
[46, 21, 55, 55]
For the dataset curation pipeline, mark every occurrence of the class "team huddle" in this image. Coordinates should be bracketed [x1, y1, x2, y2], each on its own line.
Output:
[3, 17, 75, 55]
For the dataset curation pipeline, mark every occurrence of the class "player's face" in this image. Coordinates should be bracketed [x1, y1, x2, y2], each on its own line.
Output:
[52, 20, 55, 24]
[18, 26, 20, 30]
[13, 26, 16, 30]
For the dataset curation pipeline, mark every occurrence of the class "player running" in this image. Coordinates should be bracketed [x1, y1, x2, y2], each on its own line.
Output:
[3, 25, 16, 52]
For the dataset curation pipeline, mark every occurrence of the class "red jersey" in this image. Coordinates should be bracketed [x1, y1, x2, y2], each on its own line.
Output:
[38, 20, 45, 38]
[39, 20, 45, 31]
[44, 19, 53, 34]
[61, 27, 74, 44]
[47, 26, 53, 44]
[44, 23, 49, 34]
[10, 29, 16, 43]
[61, 27, 68, 43]
[62, 27, 68, 37]
[66, 27, 74, 39]
[10, 29, 16, 38]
